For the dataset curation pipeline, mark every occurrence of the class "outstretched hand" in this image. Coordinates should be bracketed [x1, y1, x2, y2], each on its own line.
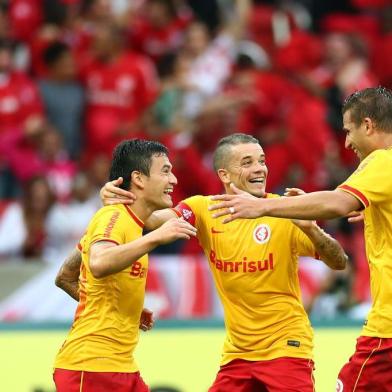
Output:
[100, 177, 136, 206]
[208, 183, 263, 223]
[139, 308, 154, 331]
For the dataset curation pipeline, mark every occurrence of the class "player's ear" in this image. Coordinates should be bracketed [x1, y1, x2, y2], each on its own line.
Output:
[217, 168, 230, 185]
[131, 171, 144, 190]
[364, 117, 375, 135]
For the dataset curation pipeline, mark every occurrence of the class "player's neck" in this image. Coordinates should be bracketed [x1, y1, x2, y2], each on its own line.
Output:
[127, 199, 154, 223]
[372, 132, 392, 151]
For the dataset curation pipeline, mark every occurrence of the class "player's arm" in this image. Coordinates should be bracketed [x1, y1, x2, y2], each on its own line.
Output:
[210, 183, 362, 223]
[298, 224, 348, 270]
[284, 188, 348, 270]
[55, 248, 82, 301]
[89, 218, 197, 278]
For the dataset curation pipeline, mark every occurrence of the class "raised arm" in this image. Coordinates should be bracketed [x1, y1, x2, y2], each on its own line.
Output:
[224, 0, 251, 41]
[55, 248, 82, 301]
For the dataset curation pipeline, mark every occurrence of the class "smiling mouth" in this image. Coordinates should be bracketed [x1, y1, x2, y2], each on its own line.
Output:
[248, 178, 265, 184]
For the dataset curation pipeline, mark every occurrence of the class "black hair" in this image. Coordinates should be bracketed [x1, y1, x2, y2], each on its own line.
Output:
[0, 39, 14, 52]
[342, 87, 392, 133]
[109, 139, 168, 190]
[213, 133, 260, 171]
[43, 41, 70, 66]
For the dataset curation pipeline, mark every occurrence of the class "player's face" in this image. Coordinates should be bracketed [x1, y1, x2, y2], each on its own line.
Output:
[343, 110, 372, 161]
[225, 143, 268, 197]
[144, 154, 177, 209]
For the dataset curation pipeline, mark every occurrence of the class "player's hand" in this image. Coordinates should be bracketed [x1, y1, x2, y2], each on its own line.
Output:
[154, 218, 197, 244]
[100, 177, 136, 206]
[347, 210, 364, 223]
[139, 308, 154, 331]
[284, 188, 316, 230]
[209, 183, 263, 223]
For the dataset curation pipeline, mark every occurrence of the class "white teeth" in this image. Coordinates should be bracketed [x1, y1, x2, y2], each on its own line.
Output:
[249, 178, 264, 183]
[164, 189, 173, 194]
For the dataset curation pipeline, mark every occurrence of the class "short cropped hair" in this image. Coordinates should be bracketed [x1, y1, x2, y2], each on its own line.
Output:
[213, 133, 260, 171]
[109, 139, 168, 190]
[342, 87, 392, 133]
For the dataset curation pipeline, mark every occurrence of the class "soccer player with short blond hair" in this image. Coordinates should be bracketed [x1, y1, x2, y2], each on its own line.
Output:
[210, 88, 392, 391]
[101, 133, 348, 391]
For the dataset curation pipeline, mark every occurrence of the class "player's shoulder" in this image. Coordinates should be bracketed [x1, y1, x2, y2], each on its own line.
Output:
[180, 195, 208, 207]
[354, 148, 392, 175]
[90, 205, 127, 223]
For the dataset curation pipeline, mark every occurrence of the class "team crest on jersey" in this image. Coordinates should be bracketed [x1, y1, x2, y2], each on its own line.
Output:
[253, 224, 271, 244]
[182, 209, 193, 221]
[336, 379, 344, 392]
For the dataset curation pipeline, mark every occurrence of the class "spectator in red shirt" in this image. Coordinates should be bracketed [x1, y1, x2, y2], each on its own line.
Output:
[0, 39, 44, 197]
[80, 21, 158, 158]
[0, 40, 44, 134]
[0, 123, 77, 202]
[129, 0, 192, 63]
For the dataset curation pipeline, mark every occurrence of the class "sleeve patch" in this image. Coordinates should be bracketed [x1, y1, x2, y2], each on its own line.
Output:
[175, 202, 196, 225]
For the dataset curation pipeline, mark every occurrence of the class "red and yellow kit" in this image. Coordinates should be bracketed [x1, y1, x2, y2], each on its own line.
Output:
[176, 194, 319, 365]
[338, 147, 392, 338]
[54, 204, 147, 373]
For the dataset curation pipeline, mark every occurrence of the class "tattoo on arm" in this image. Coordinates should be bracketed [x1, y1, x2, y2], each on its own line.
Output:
[55, 248, 82, 301]
[304, 225, 348, 270]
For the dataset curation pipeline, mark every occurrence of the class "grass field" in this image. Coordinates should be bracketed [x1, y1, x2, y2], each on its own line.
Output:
[0, 327, 358, 392]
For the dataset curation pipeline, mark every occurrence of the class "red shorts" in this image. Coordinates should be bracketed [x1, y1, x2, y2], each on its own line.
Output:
[209, 357, 315, 392]
[53, 368, 149, 392]
[337, 336, 392, 391]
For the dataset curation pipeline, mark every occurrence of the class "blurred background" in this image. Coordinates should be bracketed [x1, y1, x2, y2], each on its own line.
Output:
[0, 0, 389, 390]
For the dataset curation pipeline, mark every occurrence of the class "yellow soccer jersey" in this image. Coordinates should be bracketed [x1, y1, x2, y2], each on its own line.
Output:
[54, 204, 147, 372]
[176, 194, 318, 365]
[337, 147, 392, 338]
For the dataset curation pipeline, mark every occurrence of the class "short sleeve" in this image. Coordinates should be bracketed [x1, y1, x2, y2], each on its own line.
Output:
[292, 226, 319, 259]
[337, 150, 392, 207]
[89, 208, 126, 246]
[175, 195, 205, 226]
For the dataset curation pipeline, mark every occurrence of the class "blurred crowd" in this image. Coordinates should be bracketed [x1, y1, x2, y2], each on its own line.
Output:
[0, 0, 389, 317]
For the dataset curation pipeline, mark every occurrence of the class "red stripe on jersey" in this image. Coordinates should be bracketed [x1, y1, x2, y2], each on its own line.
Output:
[337, 185, 370, 208]
[175, 202, 195, 225]
[124, 205, 144, 228]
